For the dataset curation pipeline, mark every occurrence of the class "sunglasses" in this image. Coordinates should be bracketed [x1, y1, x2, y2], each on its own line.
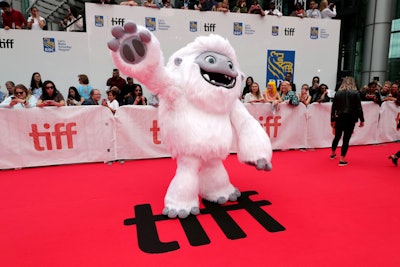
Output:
[15, 91, 24, 95]
[45, 86, 54, 89]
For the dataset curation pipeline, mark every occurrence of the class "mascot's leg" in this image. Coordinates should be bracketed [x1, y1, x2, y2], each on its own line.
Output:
[199, 158, 241, 204]
[163, 156, 202, 219]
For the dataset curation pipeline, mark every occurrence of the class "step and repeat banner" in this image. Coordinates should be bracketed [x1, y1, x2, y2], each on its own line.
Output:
[0, 4, 341, 99]
[1, 102, 399, 169]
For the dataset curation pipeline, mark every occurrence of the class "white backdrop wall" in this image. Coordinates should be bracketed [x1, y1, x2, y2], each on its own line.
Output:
[0, 4, 341, 99]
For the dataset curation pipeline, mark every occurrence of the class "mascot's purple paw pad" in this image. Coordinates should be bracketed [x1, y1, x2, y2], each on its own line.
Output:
[229, 188, 241, 201]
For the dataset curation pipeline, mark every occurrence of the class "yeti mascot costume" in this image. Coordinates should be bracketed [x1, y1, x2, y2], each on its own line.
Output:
[108, 21, 273, 219]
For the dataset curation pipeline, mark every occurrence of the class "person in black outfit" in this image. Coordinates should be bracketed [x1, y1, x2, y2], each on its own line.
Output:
[388, 152, 400, 166]
[330, 76, 365, 166]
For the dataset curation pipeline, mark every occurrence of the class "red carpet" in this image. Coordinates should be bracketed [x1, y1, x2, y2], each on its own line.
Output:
[1, 143, 399, 266]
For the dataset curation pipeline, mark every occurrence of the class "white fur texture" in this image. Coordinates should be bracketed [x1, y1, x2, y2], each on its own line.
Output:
[109, 23, 272, 218]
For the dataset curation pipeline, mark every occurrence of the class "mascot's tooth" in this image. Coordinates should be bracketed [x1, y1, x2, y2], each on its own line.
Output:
[203, 74, 210, 80]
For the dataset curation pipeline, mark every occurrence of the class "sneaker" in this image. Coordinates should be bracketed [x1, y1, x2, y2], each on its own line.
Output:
[339, 161, 348, 166]
[388, 155, 398, 167]
[330, 153, 336, 160]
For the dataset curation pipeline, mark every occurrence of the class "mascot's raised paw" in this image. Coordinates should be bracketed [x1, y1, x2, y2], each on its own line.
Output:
[107, 21, 152, 65]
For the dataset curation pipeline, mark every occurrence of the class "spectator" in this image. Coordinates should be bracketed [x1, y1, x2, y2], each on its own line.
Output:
[65, 6, 84, 32]
[0, 1, 27, 30]
[120, 77, 136, 105]
[233, 0, 248, 13]
[306, 1, 321, 19]
[77, 74, 93, 100]
[390, 82, 399, 100]
[27, 6, 46, 31]
[37, 80, 65, 107]
[0, 88, 5, 103]
[320, 0, 336, 19]
[102, 89, 119, 114]
[106, 69, 127, 92]
[143, 0, 163, 8]
[290, 2, 306, 18]
[82, 89, 101, 105]
[0, 84, 37, 109]
[196, 0, 212, 11]
[263, 81, 281, 114]
[163, 0, 174, 8]
[241, 76, 254, 100]
[3, 81, 15, 100]
[29, 72, 43, 100]
[244, 82, 265, 103]
[309, 76, 320, 98]
[279, 72, 296, 92]
[67, 86, 84, 106]
[330, 76, 364, 166]
[311, 84, 330, 104]
[120, 1, 139, 5]
[279, 81, 299, 106]
[298, 84, 312, 106]
[175, 0, 197, 9]
[265, 1, 282, 17]
[248, 0, 265, 16]
[360, 81, 382, 105]
[380, 81, 396, 102]
[132, 84, 147, 105]
[216, 0, 230, 12]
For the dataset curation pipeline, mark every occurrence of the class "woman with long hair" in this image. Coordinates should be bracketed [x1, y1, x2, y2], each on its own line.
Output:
[0, 84, 37, 108]
[67, 86, 84, 106]
[29, 72, 43, 99]
[330, 76, 364, 166]
[244, 82, 265, 103]
[37, 80, 65, 107]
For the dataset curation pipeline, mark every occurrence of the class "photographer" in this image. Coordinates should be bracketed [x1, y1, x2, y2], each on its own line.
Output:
[320, 0, 336, 19]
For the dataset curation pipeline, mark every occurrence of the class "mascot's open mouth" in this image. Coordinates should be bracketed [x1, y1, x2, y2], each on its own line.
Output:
[200, 68, 236, 89]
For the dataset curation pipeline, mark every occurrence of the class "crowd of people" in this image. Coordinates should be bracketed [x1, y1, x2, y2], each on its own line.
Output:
[0, 0, 337, 32]
[0, 69, 158, 112]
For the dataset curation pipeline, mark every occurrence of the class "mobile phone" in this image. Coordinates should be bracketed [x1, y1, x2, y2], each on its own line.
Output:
[11, 96, 16, 99]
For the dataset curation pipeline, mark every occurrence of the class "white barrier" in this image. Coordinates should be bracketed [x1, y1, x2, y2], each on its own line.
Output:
[1, 102, 398, 169]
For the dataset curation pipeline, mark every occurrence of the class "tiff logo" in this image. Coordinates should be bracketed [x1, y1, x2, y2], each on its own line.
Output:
[150, 120, 161, 144]
[29, 123, 77, 151]
[0, 39, 14, 48]
[284, 28, 295, 36]
[124, 191, 285, 254]
[111, 18, 125, 26]
[204, 23, 216, 32]
[259, 116, 282, 138]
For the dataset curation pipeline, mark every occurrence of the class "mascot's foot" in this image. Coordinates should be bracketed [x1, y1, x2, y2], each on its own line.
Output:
[162, 206, 200, 219]
[215, 187, 241, 204]
[245, 159, 272, 171]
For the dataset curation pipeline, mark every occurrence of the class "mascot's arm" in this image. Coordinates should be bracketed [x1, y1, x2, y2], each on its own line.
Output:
[230, 100, 273, 171]
[108, 21, 178, 100]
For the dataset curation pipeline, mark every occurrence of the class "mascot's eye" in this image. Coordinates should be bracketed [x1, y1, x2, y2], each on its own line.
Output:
[228, 61, 233, 69]
[205, 55, 216, 64]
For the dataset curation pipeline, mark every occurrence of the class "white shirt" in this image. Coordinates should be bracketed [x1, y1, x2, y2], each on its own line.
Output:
[107, 99, 119, 111]
[0, 95, 37, 109]
[27, 16, 46, 30]
[321, 7, 337, 19]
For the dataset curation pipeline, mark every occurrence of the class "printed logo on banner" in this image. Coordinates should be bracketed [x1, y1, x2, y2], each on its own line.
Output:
[43, 38, 56, 53]
[0, 38, 14, 48]
[124, 191, 285, 254]
[158, 19, 170, 31]
[29, 123, 77, 151]
[284, 28, 295, 36]
[111, 18, 125, 26]
[310, 27, 319, 39]
[203, 23, 216, 32]
[233, 22, 243, 35]
[94, 15, 104, 27]
[266, 50, 295, 87]
[189, 21, 197, 32]
[272, 26, 279, 36]
[145, 17, 156, 31]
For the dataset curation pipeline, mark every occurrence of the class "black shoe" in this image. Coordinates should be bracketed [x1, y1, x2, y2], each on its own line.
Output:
[388, 155, 398, 166]
[330, 153, 336, 160]
[339, 161, 348, 166]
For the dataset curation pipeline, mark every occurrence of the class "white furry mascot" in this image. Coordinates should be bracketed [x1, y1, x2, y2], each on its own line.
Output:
[108, 21, 273, 219]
